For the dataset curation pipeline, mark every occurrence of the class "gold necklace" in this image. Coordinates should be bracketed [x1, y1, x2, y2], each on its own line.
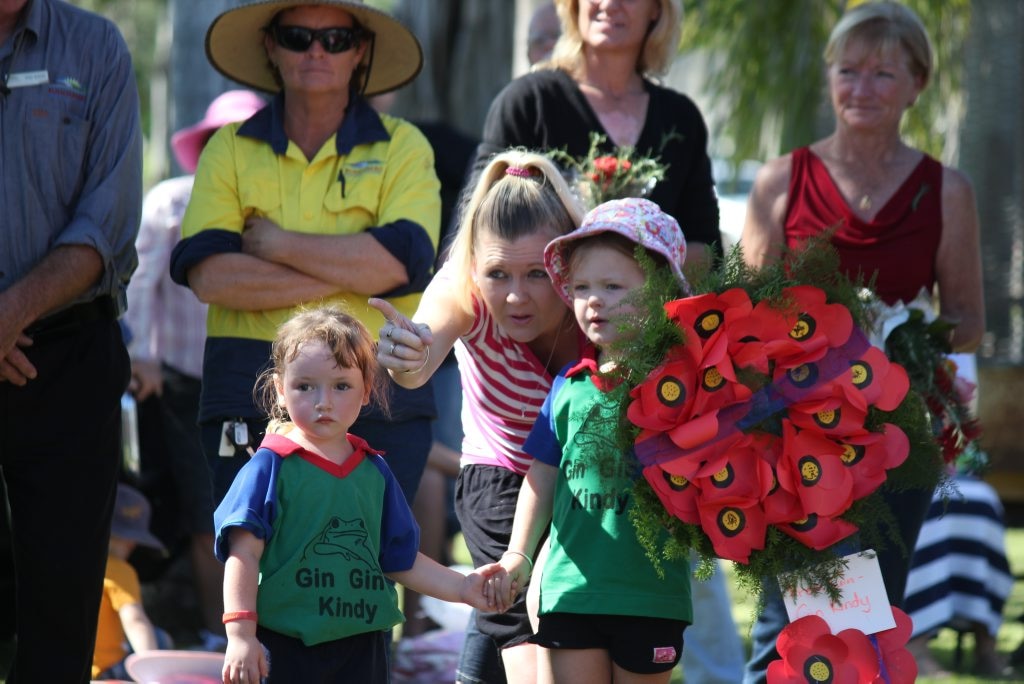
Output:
[522, 314, 573, 419]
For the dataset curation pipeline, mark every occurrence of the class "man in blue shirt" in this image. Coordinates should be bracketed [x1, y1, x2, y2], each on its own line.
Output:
[0, 0, 142, 680]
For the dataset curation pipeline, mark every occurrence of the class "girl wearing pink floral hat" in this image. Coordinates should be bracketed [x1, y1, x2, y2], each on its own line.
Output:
[496, 197, 694, 684]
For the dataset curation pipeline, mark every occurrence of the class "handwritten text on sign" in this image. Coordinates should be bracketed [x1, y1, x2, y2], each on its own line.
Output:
[780, 550, 895, 635]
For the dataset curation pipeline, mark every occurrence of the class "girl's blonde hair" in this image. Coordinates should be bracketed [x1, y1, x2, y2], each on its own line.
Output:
[548, 0, 682, 78]
[446, 150, 583, 314]
[824, 1, 933, 88]
[256, 306, 387, 431]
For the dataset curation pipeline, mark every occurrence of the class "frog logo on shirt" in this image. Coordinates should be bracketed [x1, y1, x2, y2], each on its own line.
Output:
[302, 517, 376, 569]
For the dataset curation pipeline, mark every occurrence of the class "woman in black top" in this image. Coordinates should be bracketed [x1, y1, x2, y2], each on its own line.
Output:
[477, 0, 721, 272]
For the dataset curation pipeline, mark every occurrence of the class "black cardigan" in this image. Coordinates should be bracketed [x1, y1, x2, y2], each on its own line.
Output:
[476, 68, 721, 251]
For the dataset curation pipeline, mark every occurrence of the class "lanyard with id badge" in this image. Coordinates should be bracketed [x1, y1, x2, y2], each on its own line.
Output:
[219, 419, 256, 457]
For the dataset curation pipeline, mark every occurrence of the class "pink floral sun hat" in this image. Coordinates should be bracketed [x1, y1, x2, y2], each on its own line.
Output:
[545, 197, 689, 306]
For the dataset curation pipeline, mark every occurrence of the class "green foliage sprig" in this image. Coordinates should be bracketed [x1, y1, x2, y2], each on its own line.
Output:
[548, 132, 676, 210]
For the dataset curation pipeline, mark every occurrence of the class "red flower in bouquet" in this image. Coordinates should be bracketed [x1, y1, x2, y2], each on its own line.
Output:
[664, 288, 753, 352]
[866, 607, 917, 683]
[769, 285, 856, 370]
[644, 464, 701, 524]
[837, 425, 910, 500]
[776, 421, 854, 519]
[766, 614, 875, 683]
[549, 131, 670, 209]
[627, 345, 701, 435]
[696, 433, 777, 506]
[787, 391, 869, 437]
[881, 303, 981, 465]
[777, 512, 859, 551]
[767, 609, 917, 684]
[843, 346, 910, 413]
[727, 298, 800, 374]
[697, 499, 768, 564]
[590, 155, 631, 187]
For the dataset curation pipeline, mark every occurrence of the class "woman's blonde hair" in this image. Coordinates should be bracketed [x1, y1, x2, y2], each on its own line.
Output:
[824, 1, 933, 88]
[256, 306, 387, 431]
[547, 0, 682, 78]
[446, 150, 583, 314]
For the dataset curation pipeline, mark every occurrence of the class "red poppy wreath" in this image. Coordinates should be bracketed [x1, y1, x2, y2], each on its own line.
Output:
[596, 239, 944, 600]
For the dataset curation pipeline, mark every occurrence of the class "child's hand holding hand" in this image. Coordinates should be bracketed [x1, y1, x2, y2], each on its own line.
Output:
[462, 562, 517, 613]
[222, 630, 268, 684]
[494, 550, 532, 606]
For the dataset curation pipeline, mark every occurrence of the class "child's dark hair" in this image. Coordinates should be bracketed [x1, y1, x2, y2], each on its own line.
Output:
[256, 306, 388, 430]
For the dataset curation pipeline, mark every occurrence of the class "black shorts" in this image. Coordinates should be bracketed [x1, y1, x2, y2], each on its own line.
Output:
[455, 463, 536, 649]
[256, 626, 388, 682]
[530, 612, 687, 675]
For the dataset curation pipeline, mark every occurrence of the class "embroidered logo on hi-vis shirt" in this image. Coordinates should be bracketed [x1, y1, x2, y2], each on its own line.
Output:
[652, 646, 677, 663]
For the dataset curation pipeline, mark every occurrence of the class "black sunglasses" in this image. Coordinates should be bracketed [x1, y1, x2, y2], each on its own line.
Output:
[270, 25, 367, 54]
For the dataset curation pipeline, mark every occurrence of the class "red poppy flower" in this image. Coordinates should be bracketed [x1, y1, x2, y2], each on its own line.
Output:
[727, 298, 798, 374]
[697, 499, 767, 563]
[691, 354, 754, 418]
[770, 286, 855, 370]
[841, 346, 910, 412]
[644, 463, 701, 524]
[772, 352, 855, 408]
[767, 614, 876, 683]
[776, 512, 859, 550]
[627, 346, 701, 434]
[837, 424, 910, 500]
[665, 289, 753, 354]
[762, 469, 807, 525]
[866, 607, 917, 684]
[589, 156, 631, 186]
[787, 391, 868, 437]
[777, 421, 854, 519]
[695, 434, 776, 507]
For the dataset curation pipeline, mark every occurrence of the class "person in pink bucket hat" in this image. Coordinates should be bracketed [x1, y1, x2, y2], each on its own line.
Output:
[544, 197, 690, 307]
[170, 89, 267, 173]
[492, 196, 697, 683]
[122, 89, 264, 653]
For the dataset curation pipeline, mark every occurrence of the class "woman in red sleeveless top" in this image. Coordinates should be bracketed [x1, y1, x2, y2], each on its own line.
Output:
[738, 3, 985, 682]
[741, 6, 982, 350]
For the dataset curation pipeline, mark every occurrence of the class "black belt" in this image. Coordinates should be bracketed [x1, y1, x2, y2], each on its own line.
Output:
[24, 296, 116, 342]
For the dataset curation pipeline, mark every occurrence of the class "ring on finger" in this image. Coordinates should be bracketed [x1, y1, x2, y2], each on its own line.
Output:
[385, 326, 393, 339]
[390, 341, 397, 355]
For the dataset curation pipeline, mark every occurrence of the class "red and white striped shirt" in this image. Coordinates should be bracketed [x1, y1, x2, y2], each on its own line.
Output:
[455, 295, 558, 476]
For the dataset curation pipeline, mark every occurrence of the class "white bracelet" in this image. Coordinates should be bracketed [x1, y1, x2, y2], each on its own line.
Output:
[502, 549, 534, 571]
[402, 345, 430, 374]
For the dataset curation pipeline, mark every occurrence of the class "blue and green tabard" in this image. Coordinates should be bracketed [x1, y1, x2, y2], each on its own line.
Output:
[214, 433, 418, 645]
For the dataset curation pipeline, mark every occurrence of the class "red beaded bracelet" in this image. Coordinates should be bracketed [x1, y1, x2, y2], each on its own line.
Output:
[222, 610, 258, 624]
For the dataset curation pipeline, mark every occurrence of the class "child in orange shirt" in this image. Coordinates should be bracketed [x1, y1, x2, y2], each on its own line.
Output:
[93, 483, 171, 680]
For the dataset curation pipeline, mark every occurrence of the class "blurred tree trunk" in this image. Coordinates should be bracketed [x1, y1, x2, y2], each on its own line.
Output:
[390, 0, 514, 139]
[168, 0, 240, 176]
[964, 1, 1024, 480]
[961, 0, 1024, 365]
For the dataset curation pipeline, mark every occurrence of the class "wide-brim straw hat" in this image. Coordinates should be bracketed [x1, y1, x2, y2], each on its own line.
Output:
[206, 1, 422, 96]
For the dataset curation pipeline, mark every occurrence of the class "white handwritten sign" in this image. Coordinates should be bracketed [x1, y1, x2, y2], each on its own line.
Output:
[780, 550, 895, 635]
